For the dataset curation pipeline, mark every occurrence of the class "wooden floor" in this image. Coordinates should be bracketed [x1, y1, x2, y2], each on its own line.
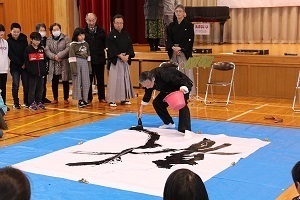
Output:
[1, 43, 300, 199]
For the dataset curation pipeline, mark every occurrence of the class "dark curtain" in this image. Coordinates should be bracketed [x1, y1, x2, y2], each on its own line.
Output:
[77, 0, 111, 34]
[110, 0, 146, 44]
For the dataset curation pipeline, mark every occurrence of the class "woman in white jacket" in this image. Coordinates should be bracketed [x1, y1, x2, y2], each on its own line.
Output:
[0, 24, 9, 107]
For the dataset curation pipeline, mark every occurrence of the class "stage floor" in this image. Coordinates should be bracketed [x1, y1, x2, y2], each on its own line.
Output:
[133, 43, 300, 56]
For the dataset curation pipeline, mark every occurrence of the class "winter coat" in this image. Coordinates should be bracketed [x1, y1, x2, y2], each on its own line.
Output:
[7, 33, 28, 72]
[24, 45, 46, 77]
[84, 24, 106, 65]
[45, 34, 70, 81]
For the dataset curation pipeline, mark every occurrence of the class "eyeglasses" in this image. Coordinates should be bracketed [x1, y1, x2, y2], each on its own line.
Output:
[175, 10, 184, 13]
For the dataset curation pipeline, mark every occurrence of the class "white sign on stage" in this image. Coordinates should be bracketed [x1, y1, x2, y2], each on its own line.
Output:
[14, 128, 269, 197]
[194, 23, 210, 35]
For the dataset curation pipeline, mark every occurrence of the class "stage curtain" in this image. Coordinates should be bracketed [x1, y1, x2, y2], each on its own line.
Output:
[182, 0, 216, 6]
[223, 6, 300, 43]
[181, 1, 300, 44]
[110, 0, 146, 44]
[77, 0, 110, 34]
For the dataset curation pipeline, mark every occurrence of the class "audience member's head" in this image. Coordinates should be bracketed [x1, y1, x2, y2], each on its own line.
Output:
[10, 23, 22, 40]
[35, 23, 47, 38]
[163, 168, 209, 200]
[292, 161, 300, 196]
[0, 166, 31, 200]
[0, 24, 5, 39]
[71, 27, 85, 42]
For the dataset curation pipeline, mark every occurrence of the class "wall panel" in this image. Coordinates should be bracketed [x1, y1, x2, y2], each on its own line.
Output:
[2, 0, 54, 38]
[2, 0, 75, 40]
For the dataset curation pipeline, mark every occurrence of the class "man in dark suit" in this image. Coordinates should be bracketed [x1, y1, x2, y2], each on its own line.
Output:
[84, 13, 107, 103]
[139, 62, 193, 134]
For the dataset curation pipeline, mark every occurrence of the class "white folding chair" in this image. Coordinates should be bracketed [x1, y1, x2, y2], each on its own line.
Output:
[204, 62, 235, 106]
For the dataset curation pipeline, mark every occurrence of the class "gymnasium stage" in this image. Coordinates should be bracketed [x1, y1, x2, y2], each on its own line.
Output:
[131, 43, 300, 99]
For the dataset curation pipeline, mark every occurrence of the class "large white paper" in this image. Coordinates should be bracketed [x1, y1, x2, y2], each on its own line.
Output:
[14, 128, 269, 197]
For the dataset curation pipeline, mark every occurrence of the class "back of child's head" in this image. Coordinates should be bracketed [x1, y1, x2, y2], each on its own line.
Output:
[0, 24, 5, 32]
[0, 166, 31, 200]
[10, 23, 21, 31]
[30, 32, 42, 41]
[163, 168, 209, 200]
[292, 161, 300, 189]
[72, 27, 85, 42]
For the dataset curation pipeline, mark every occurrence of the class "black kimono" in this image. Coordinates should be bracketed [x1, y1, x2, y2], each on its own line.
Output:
[106, 29, 135, 67]
[142, 66, 193, 132]
[165, 18, 194, 60]
[106, 28, 135, 103]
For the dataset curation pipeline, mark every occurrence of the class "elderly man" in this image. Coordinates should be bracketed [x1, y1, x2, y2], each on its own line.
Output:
[84, 13, 107, 103]
[139, 62, 193, 135]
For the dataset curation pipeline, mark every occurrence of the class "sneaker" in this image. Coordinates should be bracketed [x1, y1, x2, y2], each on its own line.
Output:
[159, 123, 175, 129]
[37, 102, 45, 109]
[13, 104, 21, 109]
[109, 102, 117, 107]
[23, 103, 29, 108]
[121, 100, 131, 105]
[29, 102, 37, 110]
[83, 101, 90, 106]
[78, 100, 86, 108]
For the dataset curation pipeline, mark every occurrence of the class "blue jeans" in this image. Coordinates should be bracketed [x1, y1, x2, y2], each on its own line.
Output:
[10, 69, 29, 105]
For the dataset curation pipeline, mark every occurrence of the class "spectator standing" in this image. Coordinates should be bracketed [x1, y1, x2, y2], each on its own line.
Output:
[144, 0, 164, 51]
[35, 23, 51, 104]
[161, 0, 179, 46]
[7, 23, 29, 109]
[69, 28, 91, 108]
[24, 32, 46, 110]
[45, 23, 70, 104]
[84, 13, 107, 103]
[0, 24, 9, 109]
[106, 14, 135, 107]
[166, 4, 195, 95]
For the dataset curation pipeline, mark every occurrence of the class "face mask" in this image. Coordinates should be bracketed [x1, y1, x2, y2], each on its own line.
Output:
[39, 31, 46, 38]
[52, 30, 61, 37]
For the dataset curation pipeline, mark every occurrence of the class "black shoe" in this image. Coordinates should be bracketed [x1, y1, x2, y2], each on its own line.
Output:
[83, 101, 90, 106]
[23, 103, 29, 108]
[43, 98, 51, 104]
[6, 106, 10, 111]
[78, 100, 86, 108]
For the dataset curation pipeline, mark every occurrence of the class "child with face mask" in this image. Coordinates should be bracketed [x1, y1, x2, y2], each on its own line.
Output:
[45, 23, 70, 105]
